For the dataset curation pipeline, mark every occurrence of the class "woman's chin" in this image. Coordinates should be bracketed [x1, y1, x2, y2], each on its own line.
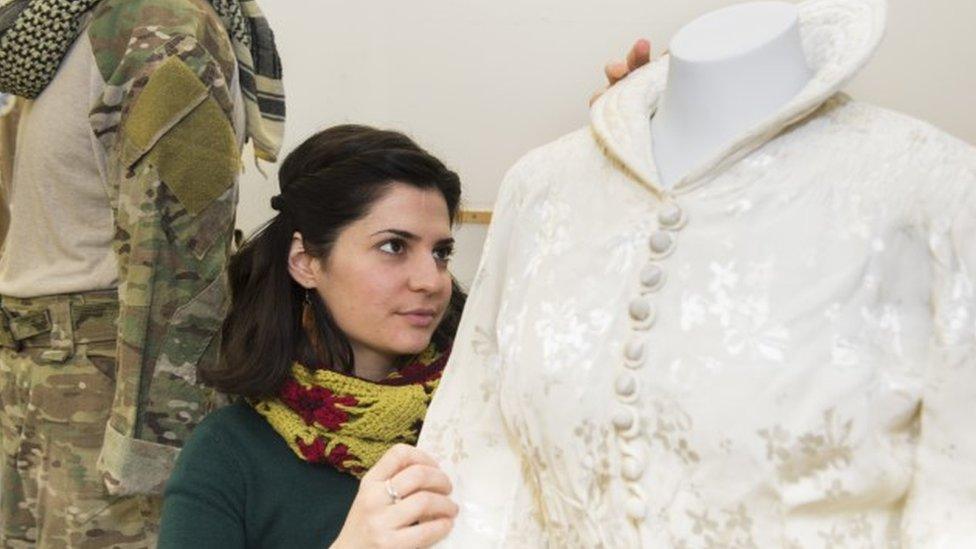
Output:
[391, 336, 433, 356]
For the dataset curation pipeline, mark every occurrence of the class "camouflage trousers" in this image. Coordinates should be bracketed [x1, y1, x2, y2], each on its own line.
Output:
[0, 290, 160, 548]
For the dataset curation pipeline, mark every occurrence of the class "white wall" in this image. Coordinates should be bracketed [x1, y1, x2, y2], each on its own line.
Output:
[238, 0, 976, 287]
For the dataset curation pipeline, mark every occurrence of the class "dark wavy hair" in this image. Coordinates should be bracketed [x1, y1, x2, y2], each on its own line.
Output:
[201, 125, 466, 398]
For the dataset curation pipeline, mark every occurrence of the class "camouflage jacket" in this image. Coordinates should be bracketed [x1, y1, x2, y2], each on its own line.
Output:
[87, 0, 242, 495]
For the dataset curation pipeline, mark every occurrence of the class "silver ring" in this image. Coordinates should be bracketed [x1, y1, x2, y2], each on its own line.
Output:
[385, 479, 401, 504]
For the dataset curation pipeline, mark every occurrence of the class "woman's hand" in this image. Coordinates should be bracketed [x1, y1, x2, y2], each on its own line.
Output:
[590, 38, 652, 105]
[330, 444, 458, 549]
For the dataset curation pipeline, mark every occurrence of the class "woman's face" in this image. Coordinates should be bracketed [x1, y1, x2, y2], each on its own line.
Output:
[305, 183, 454, 368]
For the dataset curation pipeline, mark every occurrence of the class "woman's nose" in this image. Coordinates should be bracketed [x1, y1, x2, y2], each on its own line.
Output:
[408, 255, 444, 292]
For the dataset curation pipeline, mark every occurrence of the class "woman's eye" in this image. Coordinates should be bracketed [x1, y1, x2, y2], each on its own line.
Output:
[379, 239, 406, 255]
[433, 246, 454, 263]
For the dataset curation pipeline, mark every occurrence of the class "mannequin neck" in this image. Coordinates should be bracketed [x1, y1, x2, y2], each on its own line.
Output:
[650, 2, 812, 188]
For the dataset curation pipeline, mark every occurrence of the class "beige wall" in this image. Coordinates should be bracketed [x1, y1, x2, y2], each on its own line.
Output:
[238, 0, 976, 287]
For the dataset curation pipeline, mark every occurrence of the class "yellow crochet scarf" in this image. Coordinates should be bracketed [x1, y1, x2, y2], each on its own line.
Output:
[252, 345, 448, 478]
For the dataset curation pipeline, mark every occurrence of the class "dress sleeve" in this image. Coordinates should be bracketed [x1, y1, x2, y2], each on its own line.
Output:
[418, 162, 545, 547]
[158, 415, 247, 548]
[901, 159, 976, 546]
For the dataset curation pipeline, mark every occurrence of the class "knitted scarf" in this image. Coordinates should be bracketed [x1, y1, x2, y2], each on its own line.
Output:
[0, 0, 284, 161]
[253, 345, 449, 478]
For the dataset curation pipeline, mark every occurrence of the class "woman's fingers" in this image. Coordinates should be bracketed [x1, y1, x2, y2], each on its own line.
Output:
[626, 38, 651, 73]
[388, 491, 459, 528]
[389, 464, 453, 499]
[392, 517, 455, 548]
[592, 38, 654, 106]
[363, 443, 438, 482]
[333, 446, 457, 548]
[604, 61, 629, 87]
[608, 39, 651, 86]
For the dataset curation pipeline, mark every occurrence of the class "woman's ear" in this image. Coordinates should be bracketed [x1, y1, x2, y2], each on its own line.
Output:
[287, 232, 321, 289]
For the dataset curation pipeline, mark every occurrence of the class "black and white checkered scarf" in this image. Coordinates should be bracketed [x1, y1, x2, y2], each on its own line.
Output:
[0, 0, 284, 160]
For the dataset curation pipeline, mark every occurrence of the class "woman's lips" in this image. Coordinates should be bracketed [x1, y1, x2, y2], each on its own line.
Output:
[398, 310, 437, 328]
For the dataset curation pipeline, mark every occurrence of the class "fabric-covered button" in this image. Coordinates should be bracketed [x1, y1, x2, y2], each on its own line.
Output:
[622, 456, 645, 481]
[640, 263, 665, 290]
[615, 373, 637, 397]
[649, 231, 673, 256]
[629, 298, 652, 322]
[658, 203, 684, 229]
[629, 300, 655, 331]
[613, 408, 634, 431]
[624, 338, 644, 362]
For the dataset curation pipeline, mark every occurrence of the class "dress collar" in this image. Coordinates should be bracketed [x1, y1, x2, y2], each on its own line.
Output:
[590, 0, 888, 198]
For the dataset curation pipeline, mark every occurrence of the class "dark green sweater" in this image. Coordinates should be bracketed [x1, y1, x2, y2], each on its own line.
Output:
[158, 402, 359, 548]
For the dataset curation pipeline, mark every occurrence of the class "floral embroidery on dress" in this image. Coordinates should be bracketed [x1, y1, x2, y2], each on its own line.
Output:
[680, 503, 759, 549]
[758, 408, 854, 483]
[649, 397, 700, 464]
[681, 260, 792, 362]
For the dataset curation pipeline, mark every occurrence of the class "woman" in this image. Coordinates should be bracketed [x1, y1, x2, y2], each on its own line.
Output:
[158, 43, 653, 548]
[159, 125, 466, 548]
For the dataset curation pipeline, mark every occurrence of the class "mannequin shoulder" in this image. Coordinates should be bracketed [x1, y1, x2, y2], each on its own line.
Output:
[792, 96, 974, 180]
[501, 127, 605, 195]
[817, 96, 974, 160]
[835, 98, 976, 217]
[509, 127, 597, 172]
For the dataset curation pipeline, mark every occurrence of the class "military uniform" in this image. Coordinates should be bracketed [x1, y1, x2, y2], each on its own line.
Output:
[0, 292, 162, 546]
[0, 0, 282, 545]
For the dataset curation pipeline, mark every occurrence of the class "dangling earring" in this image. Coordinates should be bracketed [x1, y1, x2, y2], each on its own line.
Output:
[301, 288, 314, 331]
[302, 289, 327, 364]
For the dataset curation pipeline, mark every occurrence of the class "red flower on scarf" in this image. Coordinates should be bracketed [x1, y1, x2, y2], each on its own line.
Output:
[296, 438, 363, 474]
[296, 437, 327, 462]
[386, 347, 450, 386]
[328, 444, 366, 476]
[279, 379, 358, 430]
[325, 443, 356, 470]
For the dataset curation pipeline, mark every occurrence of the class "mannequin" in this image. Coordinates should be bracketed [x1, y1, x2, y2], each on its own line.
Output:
[420, 0, 976, 545]
[651, 1, 812, 187]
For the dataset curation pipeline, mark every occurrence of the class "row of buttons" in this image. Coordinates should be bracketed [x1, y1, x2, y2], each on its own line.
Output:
[613, 199, 686, 522]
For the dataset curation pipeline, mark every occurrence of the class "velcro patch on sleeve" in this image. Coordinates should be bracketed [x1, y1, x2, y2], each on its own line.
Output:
[148, 95, 239, 216]
[125, 56, 239, 216]
[125, 56, 208, 155]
